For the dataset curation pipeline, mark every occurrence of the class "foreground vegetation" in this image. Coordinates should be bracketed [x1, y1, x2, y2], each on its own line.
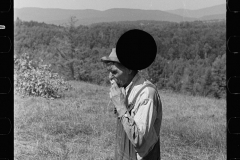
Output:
[14, 81, 226, 160]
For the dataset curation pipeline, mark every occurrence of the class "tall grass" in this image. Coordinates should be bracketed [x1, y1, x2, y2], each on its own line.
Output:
[14, 81, 226, 160]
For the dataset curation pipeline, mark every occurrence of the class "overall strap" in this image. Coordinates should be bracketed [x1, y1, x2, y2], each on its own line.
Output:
[128, 82, 156, 112]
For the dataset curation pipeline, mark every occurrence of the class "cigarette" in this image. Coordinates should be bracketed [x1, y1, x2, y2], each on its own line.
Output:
[107, 100, 111, 107]
[107, 79, 115, 108]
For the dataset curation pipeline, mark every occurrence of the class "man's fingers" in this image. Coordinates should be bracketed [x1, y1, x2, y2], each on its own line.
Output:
[112, 80, 118, 88]
[110, 80, 124, 100]
[121, 87, 126, 96]
[110, 79, 115, 85]
[109, 86, 112, 98]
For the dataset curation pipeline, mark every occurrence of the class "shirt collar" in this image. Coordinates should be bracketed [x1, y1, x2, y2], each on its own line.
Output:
[125, 72, 141, 95]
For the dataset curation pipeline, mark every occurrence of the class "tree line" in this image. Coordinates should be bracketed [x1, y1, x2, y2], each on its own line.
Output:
[14, 17, 226, 98]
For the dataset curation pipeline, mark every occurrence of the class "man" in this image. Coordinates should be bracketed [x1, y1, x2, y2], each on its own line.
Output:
[101, 48, 162, 160]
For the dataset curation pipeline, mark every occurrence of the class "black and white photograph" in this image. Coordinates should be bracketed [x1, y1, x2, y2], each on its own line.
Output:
[14, 0, 226, 159]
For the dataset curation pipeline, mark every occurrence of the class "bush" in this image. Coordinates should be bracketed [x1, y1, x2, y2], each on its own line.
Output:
[14, 53, 72, 99]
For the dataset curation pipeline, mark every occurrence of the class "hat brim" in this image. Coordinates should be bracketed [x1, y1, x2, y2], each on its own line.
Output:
[101, 56, 120, 63]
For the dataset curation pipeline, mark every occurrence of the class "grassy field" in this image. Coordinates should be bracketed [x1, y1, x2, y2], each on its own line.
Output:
[14, 81, 226, 160]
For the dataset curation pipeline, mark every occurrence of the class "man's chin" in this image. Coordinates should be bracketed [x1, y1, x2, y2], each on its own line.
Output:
[116, 82, 121, 87]
[118, 82, 126, 88]
[117, 80, 124, 88]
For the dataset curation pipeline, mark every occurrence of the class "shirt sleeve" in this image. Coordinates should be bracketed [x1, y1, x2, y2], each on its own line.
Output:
[120, 88, 159, 156]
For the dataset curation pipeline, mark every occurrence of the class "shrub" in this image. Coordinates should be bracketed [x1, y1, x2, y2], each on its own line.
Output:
[14, 53, 72, 99]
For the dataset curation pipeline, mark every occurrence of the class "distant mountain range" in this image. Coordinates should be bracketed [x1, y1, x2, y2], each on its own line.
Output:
[165, 4, 225, 18]
[14, 4, 225, 26]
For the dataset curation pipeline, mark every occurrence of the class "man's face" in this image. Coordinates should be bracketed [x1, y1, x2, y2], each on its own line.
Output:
[106, 62, 129, 88]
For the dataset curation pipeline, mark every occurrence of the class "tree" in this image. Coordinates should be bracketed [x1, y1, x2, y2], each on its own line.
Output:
[202, 67, 214, 97]
[181, 66, 192, 94]
[211, 54, 226, 98]
[49, 16, 83, 80]
[165, 59, 185, 92]
[203, 43, 212, 59]
[147, 55, 167, 88]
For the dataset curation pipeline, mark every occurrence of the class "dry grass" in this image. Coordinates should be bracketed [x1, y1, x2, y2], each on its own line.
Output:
[14, 81, 226, 160]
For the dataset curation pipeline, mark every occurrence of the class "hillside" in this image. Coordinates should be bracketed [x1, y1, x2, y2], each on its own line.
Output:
[14, 20, 226, 99]
[14, 81, 226, 159]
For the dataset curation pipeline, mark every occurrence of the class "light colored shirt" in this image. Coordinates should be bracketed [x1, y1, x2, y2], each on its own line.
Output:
[119, 73, 162, 160]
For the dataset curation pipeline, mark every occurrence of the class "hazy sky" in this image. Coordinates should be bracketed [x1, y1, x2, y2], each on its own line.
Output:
[14, 0, 225, 11]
